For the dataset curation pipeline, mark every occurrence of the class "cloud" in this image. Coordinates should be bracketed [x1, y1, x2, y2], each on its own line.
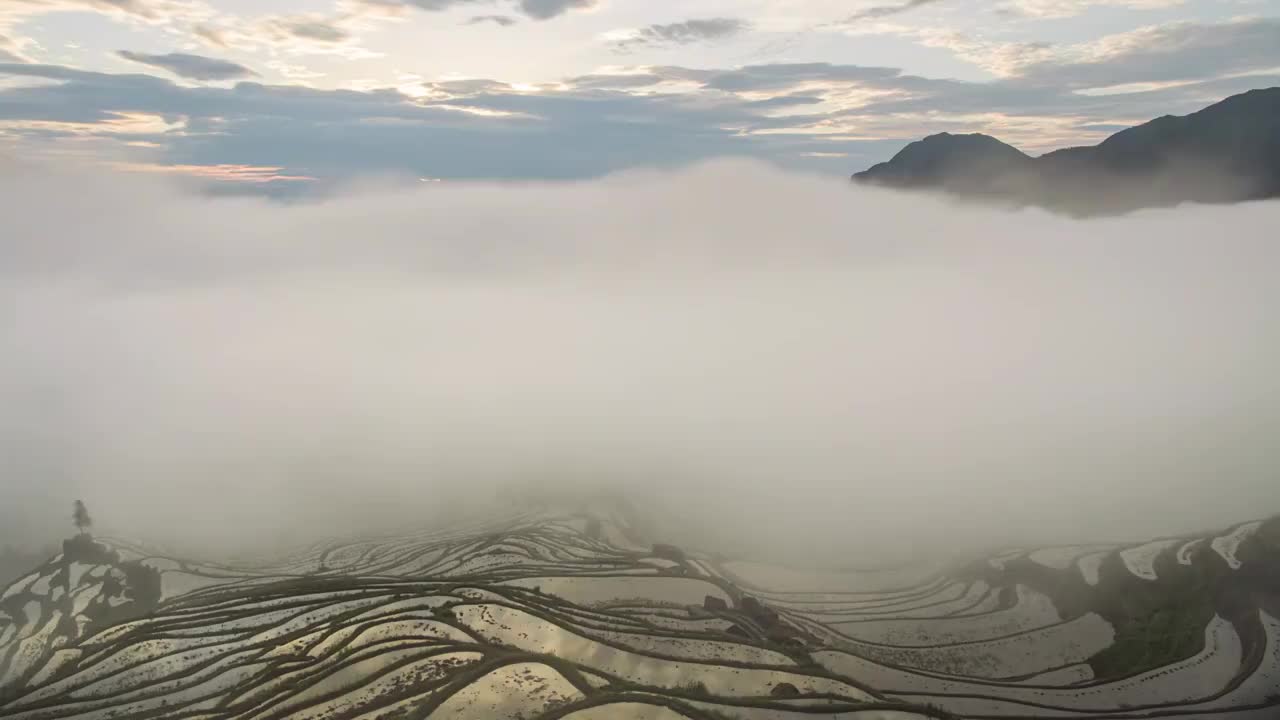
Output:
[349, 0, 593, 21]
[518, 0, 594, 20]
[998, 0, 1183, 19]
[191, 24, 229, 47]
[910, 30, 1058, 77]
[701, 62, 906, 92]
[266, 17, 351, 43]
[466, 14, 517, 26]
[0, 0, 212, 64]
[109, 161, 314, 181]
[192, 12, 381, 59]
[0, 60, 864, 182]
[390, 0, 481, 9]
[194, 0, 585, 59]
[3, 159, 1279, 556]
[610, 18, 751, 51]
[0, 0, 209, 23]
[1, 17, 1278, 184]
[265, 60, 326, 82]
[848, 16, 1279, 85]
[846, 18, 1280, 120]
[116, 50, 257, 81]
[0, 32, 20, 62]
[842, 0, 943, 23]
[700, 17, 1280, 148]
[564, 72, 665, 89]
[1022, 18, 1280, 89]
[0, 0, 214, 53]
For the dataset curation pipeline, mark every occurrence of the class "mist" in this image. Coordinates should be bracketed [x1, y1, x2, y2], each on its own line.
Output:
[2, 158, 1278, 566]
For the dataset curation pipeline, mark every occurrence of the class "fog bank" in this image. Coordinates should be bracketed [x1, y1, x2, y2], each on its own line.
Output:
[2, 159, 1278, 562]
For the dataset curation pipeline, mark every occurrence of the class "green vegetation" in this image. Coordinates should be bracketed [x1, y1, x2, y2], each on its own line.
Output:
[1255, 516, 1280, 555]
[984, 545, 1225, 680]
[1085, 547, 1222, 679]
[678, 680, 712, 697]
[1089, 596, 1213, 679]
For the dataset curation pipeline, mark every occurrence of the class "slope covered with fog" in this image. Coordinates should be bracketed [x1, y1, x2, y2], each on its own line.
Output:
[2, 500, 1278, 719]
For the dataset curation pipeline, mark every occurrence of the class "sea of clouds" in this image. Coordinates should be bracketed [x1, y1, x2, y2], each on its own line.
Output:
[2, 158, 1278, 562]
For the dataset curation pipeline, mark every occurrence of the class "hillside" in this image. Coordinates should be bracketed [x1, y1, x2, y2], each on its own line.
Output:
[853, 87, 1280, 215]
[1, 502, 1278, 719]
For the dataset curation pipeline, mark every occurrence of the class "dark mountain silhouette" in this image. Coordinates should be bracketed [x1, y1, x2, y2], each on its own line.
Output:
[853, 87, 1280, 215]
[854, 132, 1032, 193]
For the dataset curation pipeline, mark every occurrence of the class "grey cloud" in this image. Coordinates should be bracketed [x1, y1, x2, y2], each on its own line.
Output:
[613, 18, 751, 51]
[116, 51, 257, 81]
[258, 17, 352, 44]
[192, 25, 229, 47]
[703, 62, 905, 92]
[2, 18, 1278, 187]
[0, 62, 809, 182]
[844, 0, 943, 22]
[1020, 18, 1280, 89]
[278, 20, 350, 43]
[565, 73, 664, 89]
[82, 0, 154, 13]
[0, 55, 1254, 184]
[0, 63, 465, 130]
[188, 15, 361, 55]
[425, 78, 514, 94]
[399, 0, 484, 8]
[637, 65, 720, 84]
[518, 0, 594, 20]
[466, 14, 517, 26]
[742, 93, 824, 110]
[682, 19, 1280, 129]
[372, 0, 593, 20]
[835, 19, 1280, 120]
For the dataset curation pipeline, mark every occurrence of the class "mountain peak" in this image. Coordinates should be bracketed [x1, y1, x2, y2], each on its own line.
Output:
[854, 131, 1032, 195]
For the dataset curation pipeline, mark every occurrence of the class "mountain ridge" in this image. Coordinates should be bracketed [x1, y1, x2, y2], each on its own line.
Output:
[853, 87, 1280, 215]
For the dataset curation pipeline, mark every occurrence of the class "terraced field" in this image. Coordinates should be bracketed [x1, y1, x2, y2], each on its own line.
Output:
[1, 504, 1277, 719]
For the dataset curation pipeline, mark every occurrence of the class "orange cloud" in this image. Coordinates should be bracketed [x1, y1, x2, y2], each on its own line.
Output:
[110, 162, 316, 182]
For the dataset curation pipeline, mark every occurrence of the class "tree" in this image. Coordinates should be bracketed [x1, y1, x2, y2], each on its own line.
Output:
[73, 500, 92, 535]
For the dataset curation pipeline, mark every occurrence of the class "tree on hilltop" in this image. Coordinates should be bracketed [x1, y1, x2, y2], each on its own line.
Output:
[73, 500, 92, 536]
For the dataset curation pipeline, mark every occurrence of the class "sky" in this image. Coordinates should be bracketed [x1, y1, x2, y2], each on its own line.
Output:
[1, 0, 1278, 186]
[2, 1, 1280, 562]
